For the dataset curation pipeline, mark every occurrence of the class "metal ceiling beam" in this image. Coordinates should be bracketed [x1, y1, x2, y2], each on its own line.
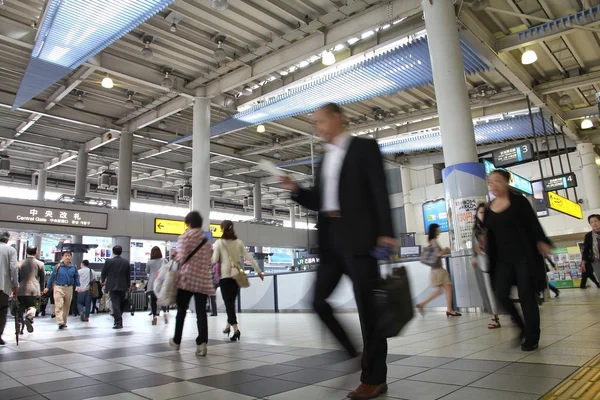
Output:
[237, 0, 297, 30]
[459, 9, 580, 143]
[563, 105, 598, 120]
[44, 66, 98, 111]
[535, 70, 600, 95]
[124, 96, 194, 132]
[0, 127, 80, 152]
[191, 0, 423, 93]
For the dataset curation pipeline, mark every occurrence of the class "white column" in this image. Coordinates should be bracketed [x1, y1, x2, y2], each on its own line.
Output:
[117, 130, 133, 211]
[32, 233, 42, 259]
[422, 0, 478, 166]
[253, 181, 262, 220]
[401, 166, 415, 233]
[578, 143, 600, 209]
[290, 206, 296, 228]
[192, 88, 211, 229]
[37, 169, 47, 201]
[75, 146, 88, 199]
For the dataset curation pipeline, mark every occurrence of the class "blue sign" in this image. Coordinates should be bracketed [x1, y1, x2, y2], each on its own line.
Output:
[422, 199, 448, 233]
[483, 160, 533, 195]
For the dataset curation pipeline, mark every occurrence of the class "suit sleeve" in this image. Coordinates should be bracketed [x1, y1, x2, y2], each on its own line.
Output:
[9, 248, 18, 289]
[365, 140, 394, 238]
[583, 232, 592, 263]
[126, 261, 131, 289]
[293, 187, 320, 212]
[101, 260, 109, 283]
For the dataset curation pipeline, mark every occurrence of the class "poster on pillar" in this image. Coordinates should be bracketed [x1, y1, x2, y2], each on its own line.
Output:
[447, 197, 487, 253]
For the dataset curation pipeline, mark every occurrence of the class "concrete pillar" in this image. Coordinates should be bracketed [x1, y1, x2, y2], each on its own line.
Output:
[578, 143, 600, 209]
[423, 0, 478, 166]
[401, 166, 415, 233]
[290, 205, 296, 228]
[32, 234, 42, 260]
[72, 146, 88, 266]
[37, 170, 47, 201]
[115, 130, 133, 266]
[191, 89, 211, 229]
[253, 181, 262, 220]
[423, 0, 488, 310]
[117, 131, 133, 211]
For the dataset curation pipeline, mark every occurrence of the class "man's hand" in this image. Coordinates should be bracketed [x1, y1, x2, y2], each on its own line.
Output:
[581, 261, 586, 273]
[377, 236, 398, 249]
[537, 242, 553, 258]
[279, 176, 299, 193]
[43, 288, 49, 295]
[12, 287, 18, 297]
[471, 259, 477, 268]
[75, 288, 81, 293]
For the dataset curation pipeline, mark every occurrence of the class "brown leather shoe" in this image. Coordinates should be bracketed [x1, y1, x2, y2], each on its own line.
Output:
[347, 383, 388, 399]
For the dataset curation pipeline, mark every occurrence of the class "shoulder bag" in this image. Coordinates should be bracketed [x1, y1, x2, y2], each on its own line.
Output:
[420, 245, 438, 267]
[88, 269, 99, 298]
[223, 241, 250, 289]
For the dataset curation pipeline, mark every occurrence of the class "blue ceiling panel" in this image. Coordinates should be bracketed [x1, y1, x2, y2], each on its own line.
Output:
[170, 35, 493, 145]
[13, 0, 175, 110]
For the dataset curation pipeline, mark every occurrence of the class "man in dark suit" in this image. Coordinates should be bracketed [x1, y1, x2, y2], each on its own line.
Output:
[101, 245, 131, 329]
[280, 103, 395, 400]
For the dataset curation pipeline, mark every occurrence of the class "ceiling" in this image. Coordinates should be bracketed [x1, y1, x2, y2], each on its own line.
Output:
[0, 0, 599, 213]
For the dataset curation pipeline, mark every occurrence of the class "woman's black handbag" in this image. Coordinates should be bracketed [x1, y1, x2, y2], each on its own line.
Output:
[373, 266, 414, 338]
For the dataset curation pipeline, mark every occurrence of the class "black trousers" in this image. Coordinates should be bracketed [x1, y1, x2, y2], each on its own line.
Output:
[17, 296, 36, 331]
[314, 218, 387, 385]
[147, 291, 167, 316]
[580, 267, 600, 288]
[209, 295, 217, 315]
[173, 289, 208, 345]
[0, 291, 8, 339]
[493, 260, 540, 345]
[110, 291, 126, 326]
[220, 278, 239, 325]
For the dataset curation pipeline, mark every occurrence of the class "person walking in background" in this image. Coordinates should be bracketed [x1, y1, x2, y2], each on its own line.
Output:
[18, 245, 45, 334]
[417, 224, 461, 317]
[471, 204, 500, 329]
[212, 220, 264, 341]
[580, 214, 600, 289]
[169, 211, 214, 356]
[147, 246, 168, 325]
[208, 295, 218, 317]
[279, 103, 395, 400]
[76, 260, 95, 322]
[101, 246, 131, 329]
[0, 232, 18, 345]
[43, 251, 80, 330]
[484, 169, 553, 352]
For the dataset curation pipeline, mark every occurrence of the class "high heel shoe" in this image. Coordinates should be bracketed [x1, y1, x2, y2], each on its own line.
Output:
[223, 327, 231, 335]
[446, 311, 462, 317]
[230, 330, 241, 341]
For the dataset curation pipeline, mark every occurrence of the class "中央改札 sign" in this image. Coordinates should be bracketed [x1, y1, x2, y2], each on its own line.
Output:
[0, 204, 108, 229]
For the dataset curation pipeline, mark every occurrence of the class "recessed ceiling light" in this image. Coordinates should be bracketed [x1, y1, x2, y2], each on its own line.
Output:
[125, 94, 135, 109]
[521, 49, 537, 65]
[161, 71, 174, 89]
[257, 125, 265, 133]
[211, 0, 228, 12]
[74, 94, 84, 110]
[581, 118, 593, 129]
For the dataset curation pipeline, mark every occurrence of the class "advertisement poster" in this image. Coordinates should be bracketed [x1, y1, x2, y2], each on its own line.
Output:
[549, 247, 583, 288]
[422, 199, 448, 233]
[449, 197, 487, 252]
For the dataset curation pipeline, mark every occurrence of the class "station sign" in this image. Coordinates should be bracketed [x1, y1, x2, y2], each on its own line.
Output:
[155, 218, 223, 238]
[492, 142, 534, 168]
[483, 160, 533, 195]
[296, 256, 320, 268]
[0, 203, 108, 229]
[542, 173, 577, 192]
[547, 192, 583, 219]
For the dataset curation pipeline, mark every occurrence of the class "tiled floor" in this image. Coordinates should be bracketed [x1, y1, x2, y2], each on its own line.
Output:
[0, 288, 598, 400]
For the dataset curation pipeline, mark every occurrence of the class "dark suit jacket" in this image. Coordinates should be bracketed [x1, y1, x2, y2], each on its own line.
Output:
[484, 191, 552, 292]
[293, 137, 394, 256]
[582, 230, 595, 267]
[101, 256, 131, 292]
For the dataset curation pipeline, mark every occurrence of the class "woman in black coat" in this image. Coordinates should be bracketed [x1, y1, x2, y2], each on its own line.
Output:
[484, 170, 552, 352]
[580, 214, 600, 289]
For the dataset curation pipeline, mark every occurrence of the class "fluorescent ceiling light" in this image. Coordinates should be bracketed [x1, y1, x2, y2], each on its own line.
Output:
[361, 30, 375, 39]
[347, 37, 359, 45]
[333, 44, 345, 52]
[581, 118, 593, 129]
[279, 70, 289, 76]
[521, 49, 538, 65]
[298, 60, 309, 68]
[101, 75, 113, 88]
[13, 0, 176, 110]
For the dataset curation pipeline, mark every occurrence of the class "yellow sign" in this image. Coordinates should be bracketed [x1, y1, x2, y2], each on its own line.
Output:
[209, 224, 223, 238]
[547, 192, 583, 219]
[154, 218, 187, 235]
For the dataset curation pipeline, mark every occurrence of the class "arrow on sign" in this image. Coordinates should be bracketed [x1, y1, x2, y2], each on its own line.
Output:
[158, 223, 164, 229]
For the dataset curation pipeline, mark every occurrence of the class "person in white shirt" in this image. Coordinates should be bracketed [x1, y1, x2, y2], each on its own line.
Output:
[212, 220, 264, 341]
[76, 260, 95, 322]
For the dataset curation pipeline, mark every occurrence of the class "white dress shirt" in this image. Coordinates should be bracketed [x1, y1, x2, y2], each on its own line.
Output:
[321, 134, 352, 212]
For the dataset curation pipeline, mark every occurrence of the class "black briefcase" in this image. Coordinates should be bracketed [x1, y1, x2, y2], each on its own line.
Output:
[373, 266, 414, 338]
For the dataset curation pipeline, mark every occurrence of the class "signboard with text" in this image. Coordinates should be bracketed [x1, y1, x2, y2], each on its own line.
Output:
[0, 204, 107, 229]
[483, 160, 533, 195]
[547, 192, 583, 219]
[422, 199, 449, 233]
[492, 142, 533, 168]
[154, 218, 223, 238]
[543, 173, 577, 192]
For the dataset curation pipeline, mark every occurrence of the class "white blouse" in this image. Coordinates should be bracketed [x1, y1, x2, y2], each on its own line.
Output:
[212, 239, 261, 279]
